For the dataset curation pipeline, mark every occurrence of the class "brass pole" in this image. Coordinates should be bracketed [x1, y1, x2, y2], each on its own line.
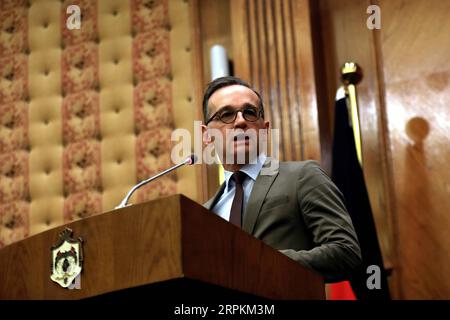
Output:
[341, 62, 363, 164]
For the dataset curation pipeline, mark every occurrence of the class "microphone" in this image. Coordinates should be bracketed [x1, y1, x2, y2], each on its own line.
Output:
[115, 154, 198, 209]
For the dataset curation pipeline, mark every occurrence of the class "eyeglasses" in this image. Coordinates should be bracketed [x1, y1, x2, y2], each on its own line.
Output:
[205, 105, 263, 125]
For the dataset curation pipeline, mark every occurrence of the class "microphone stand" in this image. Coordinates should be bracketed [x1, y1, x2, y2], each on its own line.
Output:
[115, 156, 195, 209]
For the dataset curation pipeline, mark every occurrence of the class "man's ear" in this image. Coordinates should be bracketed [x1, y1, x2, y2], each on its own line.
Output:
[201, 124, 212, 145]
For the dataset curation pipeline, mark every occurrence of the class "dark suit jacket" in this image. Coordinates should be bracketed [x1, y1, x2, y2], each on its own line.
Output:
[204, 158, 362, 282]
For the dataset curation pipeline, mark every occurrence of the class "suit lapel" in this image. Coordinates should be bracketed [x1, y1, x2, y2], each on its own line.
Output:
[204, 182, 226, 211]
[242, 158, 279, 234]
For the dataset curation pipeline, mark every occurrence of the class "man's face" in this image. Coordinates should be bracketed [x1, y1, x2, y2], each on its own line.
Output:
[202, 85, 269, 166]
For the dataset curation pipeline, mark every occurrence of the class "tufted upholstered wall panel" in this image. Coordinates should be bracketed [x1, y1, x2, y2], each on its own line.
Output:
[0, 0, 201, 248]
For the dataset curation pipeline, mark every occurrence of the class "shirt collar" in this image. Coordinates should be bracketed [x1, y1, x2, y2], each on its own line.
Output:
[223, 153, 267, 191]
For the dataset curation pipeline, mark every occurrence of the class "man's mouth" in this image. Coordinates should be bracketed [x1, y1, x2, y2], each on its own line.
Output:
[233, 135, 250, 141]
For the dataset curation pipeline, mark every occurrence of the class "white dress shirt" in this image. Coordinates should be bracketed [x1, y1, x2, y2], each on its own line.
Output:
[211, 153, 267, 222]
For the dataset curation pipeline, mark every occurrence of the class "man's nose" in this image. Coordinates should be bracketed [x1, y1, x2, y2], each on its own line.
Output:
[233, 111, 247, 127]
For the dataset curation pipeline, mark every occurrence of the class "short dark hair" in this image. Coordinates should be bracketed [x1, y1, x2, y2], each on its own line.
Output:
[202, 76, 264, 123]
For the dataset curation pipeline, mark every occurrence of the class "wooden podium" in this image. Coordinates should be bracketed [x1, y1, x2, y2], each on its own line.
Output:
[0, 195, 325, 300]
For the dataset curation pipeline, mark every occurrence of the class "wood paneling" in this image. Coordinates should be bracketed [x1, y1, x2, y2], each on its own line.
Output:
[231, 0, 321, 161]
[192, 0, 234, 201]
[194, 0, 323, 203]
[189, 0, 210, 203]
[317, 0, 396, 290]
[189, 0, 450, 299]
[198, 0, 233, 83]
[379, 0, 450, 299]
[317, 0, 450, 298]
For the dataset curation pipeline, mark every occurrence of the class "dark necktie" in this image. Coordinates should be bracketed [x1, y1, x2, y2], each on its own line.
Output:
[230, 171, 247, 228]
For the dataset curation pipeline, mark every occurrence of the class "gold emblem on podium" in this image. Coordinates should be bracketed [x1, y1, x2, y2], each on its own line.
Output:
[50, 228, 83, 289]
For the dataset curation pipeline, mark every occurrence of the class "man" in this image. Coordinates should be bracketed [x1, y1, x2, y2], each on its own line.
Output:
[201, 76, 361, 282]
